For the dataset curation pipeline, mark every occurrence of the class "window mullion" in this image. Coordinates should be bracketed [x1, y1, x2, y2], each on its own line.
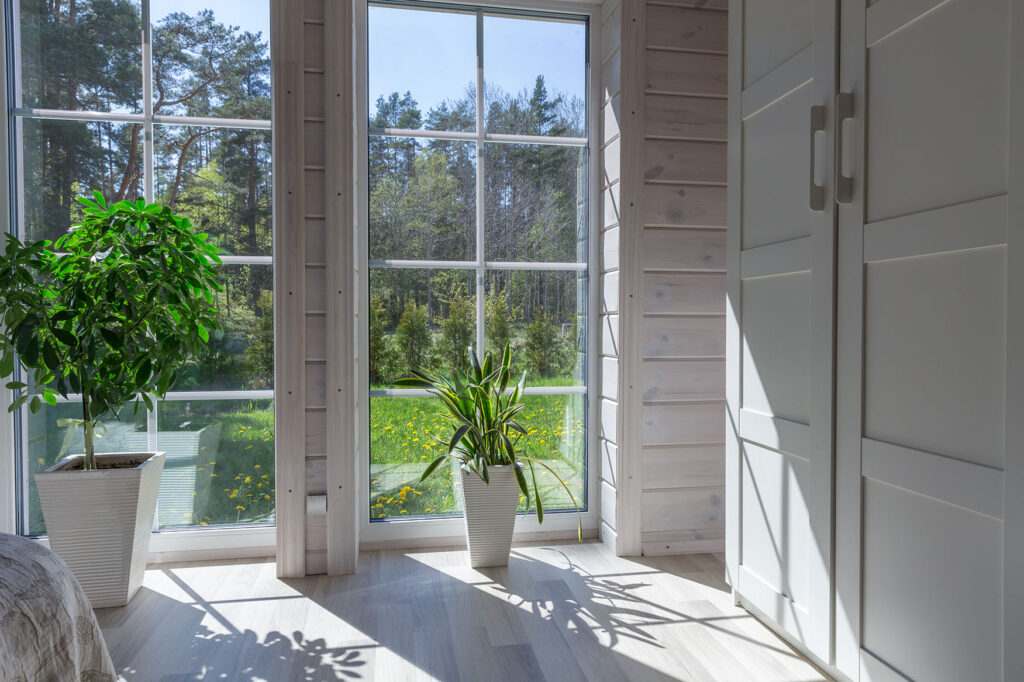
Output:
[475, 9, 485, 357]
[141, 0, 154, 204]
[140, 0, 158, 464]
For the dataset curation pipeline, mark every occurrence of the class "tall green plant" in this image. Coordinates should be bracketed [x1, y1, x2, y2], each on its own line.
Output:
[395, 301, 431, 373]
[0, 194, 222, 469]
[395, 342, 581, 538]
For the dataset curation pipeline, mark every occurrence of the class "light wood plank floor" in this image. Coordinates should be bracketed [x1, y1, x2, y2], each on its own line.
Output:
[96, 541, 829, 681]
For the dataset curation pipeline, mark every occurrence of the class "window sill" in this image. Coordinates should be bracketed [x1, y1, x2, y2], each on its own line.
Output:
[33, 524, 276, 566]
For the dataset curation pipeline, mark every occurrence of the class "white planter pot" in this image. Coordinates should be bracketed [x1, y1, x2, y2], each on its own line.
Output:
[459, 465, 520, 568]
[35, 451, 165, 608]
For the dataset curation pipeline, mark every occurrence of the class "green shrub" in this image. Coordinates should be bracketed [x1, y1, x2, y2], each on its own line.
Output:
[524, 314, 562, 378]
[369, 297, 401, 384]
[486, 290, 513, 357]
[395, 301, 432, 373]
[439, 292, 474, 373]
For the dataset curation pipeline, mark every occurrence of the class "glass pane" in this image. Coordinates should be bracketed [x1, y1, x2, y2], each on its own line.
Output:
[484, 143, 586, 263]
[176, 264, 273, 392]
[484, 14, 586, 137]
[369, 268, 476, 387]
[151, 0, 270, 119]
[154, 125, 272, 257]
[369, 136, 476, 262]
[157, 399, 274, 528]
[370, 396, 460, 519]
[369, 393, 585, 520]
[24, 401, 146, 536]
[368, 5, 476, 133]
[486, 270, 586, 387]
[21, 118, 144, 243]
[18, 0, 143, 113]
[517, 393, 586, 511]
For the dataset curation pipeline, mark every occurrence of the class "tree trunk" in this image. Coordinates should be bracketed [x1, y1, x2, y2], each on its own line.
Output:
[81, 394, 95, 470]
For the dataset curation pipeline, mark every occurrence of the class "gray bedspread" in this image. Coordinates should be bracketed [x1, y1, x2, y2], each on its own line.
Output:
[0, 533, 116, 682]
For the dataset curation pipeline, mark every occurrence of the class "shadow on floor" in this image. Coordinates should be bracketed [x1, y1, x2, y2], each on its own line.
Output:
[97, 544, 819, 681]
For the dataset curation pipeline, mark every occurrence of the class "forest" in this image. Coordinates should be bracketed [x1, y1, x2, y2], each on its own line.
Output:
[368, 80, 589, 387]
[19, 0, 588, 527]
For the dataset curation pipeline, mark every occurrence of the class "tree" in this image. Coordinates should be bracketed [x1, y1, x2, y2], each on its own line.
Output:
[524, 315, 561, 378]
[369, 298, 398, 385]
[486, 290, 514, 358]
[440, 290, 474, 374]
[395, 301, 432, 373]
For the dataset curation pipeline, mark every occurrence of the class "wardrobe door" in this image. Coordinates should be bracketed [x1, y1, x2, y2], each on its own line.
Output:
[725, 0, 837, 663]
[836, 1, 1012, 680]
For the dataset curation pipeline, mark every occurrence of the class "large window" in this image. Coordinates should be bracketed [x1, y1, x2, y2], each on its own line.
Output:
[365, 3, 591, 521]
[11, 0, 273, 535]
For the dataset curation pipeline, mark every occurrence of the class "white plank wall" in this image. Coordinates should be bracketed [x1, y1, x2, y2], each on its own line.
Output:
[274, 0, 355, 577]
[639, 0, 728, 556]
[599, 0, 625, 554]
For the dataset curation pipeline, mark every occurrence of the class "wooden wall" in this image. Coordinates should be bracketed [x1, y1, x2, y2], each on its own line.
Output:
[273, 0, 355, 577]
[599, 0, 622, 554]
[638, 0, 728, 555]
[272, 0, 725, 571]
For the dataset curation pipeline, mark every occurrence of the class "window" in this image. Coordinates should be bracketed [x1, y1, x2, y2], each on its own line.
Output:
[11, 0, 273, 535]
[364, 2, 591, 524]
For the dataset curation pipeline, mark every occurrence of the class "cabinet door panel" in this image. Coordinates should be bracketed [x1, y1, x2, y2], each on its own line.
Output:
[726, 0, 836, 663]
[836, 1, 1012, 679]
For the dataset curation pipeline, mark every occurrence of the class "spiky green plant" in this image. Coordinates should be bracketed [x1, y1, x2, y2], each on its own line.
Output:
[395, 342, 581, 538]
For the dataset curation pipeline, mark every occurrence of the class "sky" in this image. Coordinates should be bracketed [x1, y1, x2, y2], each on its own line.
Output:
[146, 2, 587, 120]
[368, 5, 587, 118]
[151, 0, 271, 40]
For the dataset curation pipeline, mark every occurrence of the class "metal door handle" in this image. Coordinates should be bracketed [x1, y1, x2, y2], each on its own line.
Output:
[835, 92, 854, 204]
[809, 105, 826, 211]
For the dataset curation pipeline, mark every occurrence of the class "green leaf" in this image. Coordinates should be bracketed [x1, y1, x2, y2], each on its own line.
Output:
[514, 463, 530, 510]
[0, 353, 14, 378]
[51, 328, 77, 346]
[99, 328, 121, 347]
[529, 460, 544, 524]
[448, 424, 472, 454]
[419, 455, 449, 481]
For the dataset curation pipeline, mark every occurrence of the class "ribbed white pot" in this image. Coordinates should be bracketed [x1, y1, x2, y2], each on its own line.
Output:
[35, 451, 165, 608]
[459, 465, 520, 568]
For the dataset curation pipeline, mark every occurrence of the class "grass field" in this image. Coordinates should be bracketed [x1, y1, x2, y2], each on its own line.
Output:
[369, 393, 587, 519]
[23, 390, 586, 534]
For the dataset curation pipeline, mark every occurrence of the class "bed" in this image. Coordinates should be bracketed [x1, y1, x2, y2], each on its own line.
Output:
[0, 532, 117, 682]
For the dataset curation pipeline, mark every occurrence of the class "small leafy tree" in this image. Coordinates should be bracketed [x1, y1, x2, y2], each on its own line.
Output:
[395, 301, 431, 373]
[368, 297, 401, 385]
[439, 289, 474, 374]
[485, 290, 513, 357]
[0, 194, 222, 469]
[524, 314, 560, 378]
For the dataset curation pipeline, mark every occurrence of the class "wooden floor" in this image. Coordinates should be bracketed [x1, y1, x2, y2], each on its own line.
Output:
[96, 542, 829, 681]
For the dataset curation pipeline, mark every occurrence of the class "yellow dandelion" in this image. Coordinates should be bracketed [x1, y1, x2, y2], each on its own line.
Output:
[236, 505, 245, 510]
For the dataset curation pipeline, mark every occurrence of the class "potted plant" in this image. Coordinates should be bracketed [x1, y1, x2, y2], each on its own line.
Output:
[0, 193, 221, 607]
[396, 343, 580, 568]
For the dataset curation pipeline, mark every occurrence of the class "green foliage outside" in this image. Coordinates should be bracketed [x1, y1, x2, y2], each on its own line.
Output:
[439, 288, 475, 374]
[395, 301, 432, 374]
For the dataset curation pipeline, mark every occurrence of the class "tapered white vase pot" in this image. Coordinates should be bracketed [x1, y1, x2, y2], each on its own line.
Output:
[35, 451, 165, 608]
[458, 464, 520, 568]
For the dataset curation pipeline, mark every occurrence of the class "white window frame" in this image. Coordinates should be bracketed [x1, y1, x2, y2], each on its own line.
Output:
[0, 0, 276, 558]
[355, 0, 601, 546]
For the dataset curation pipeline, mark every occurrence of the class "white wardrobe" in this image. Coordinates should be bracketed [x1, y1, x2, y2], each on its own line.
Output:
[726, 1, 1023, 680]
